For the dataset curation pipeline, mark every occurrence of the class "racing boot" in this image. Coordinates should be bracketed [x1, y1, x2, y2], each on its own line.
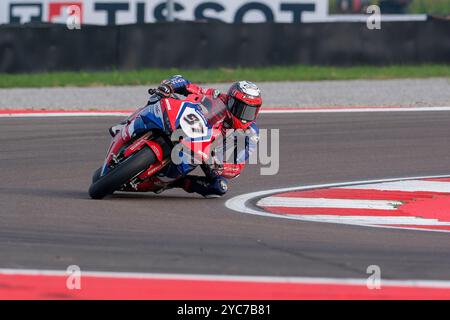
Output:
[172, 176, 228, 198]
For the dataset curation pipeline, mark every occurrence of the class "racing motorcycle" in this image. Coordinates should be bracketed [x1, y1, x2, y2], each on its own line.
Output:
[88, 91, 226, 199]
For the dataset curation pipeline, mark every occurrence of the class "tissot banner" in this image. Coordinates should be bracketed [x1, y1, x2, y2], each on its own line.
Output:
[0, 0, 331, 25]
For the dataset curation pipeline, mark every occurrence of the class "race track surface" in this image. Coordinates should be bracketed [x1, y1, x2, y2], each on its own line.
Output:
[1, 111, 450, 280]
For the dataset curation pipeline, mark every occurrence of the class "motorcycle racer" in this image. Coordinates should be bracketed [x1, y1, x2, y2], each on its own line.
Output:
[110, 75, 262, 198]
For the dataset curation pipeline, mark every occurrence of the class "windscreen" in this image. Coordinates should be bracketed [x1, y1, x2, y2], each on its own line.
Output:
[198, 95, 228, 127]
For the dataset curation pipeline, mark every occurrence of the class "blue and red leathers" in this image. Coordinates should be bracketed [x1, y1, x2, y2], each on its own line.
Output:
[128, 75, 260, 198]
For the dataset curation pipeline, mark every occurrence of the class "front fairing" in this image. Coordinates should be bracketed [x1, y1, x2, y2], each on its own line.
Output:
[136, 101, 171, 135]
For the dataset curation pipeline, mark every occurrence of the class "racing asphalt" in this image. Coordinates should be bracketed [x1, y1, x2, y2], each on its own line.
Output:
[1, 111, 450, 280]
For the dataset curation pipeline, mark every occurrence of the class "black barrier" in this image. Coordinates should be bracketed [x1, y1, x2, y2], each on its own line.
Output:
[0, 24, 118, 73]
[0, 19, 449, 73]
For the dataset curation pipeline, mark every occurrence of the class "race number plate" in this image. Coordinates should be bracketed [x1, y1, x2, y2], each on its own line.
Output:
[179, 107, 208, 139]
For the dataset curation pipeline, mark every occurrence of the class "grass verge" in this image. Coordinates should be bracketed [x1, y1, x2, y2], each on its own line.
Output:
[0, 64, 449, 88]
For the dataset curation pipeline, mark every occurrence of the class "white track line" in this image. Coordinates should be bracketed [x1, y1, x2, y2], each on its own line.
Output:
[0, 112, 130, 118]
[225, 175, 450, 234]
[2, 106, 450, 118]
[340, 180, 450, 193]
[1, 268, 450, 289]
[258, 197, 401, 210]
[260, 106, 450, 114]
[282, 215, 450, 226]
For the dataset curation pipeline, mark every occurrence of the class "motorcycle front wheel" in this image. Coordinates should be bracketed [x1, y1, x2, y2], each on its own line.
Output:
[92, 167, 102, 183]
[88, 147, 156, 199]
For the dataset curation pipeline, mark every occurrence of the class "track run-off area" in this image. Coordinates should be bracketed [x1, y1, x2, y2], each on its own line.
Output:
[1, 105, 450, 299]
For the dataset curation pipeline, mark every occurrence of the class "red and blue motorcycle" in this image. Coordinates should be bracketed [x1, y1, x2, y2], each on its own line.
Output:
[88, 92, 226, 199]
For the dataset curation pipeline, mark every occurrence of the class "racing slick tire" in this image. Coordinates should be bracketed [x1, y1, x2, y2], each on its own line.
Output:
[92, 167, 102, 183]
[88, 147, 156, 199]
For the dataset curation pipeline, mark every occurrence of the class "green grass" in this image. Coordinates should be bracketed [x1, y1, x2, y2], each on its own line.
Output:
[329, 0, 450, 14]
[409, 0, 450, 14]
[0, 65, 449, 88]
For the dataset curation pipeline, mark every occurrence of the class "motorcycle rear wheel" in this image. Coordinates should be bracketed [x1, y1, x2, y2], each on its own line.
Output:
[88, 147, 156, 199]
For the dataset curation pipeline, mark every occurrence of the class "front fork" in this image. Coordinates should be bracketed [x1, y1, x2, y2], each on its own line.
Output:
[101, 133, 127, 176]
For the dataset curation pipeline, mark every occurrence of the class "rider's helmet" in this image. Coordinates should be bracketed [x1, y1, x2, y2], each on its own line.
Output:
[226, 81, 262, 130]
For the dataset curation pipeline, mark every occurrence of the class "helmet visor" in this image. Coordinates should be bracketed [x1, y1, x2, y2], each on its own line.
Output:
[229, 99, 259, 122]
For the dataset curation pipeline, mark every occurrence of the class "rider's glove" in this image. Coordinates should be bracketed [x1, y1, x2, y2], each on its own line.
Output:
[201, 162, 243, 180]
[157, 83, 173, 97]
[148, 84, 173, 98]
